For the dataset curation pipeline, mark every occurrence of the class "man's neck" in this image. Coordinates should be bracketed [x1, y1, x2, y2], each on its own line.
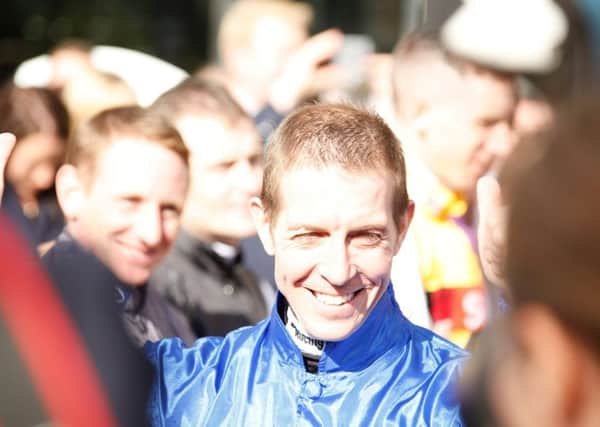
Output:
[181, 225, 241, 251]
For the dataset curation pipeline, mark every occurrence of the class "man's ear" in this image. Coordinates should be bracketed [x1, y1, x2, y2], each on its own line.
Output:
[55, 164, 87, 222]
[394, 201, 415, 255]
[250, 196, 274, 255]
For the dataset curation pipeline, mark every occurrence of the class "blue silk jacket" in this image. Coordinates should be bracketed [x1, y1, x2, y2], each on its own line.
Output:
[146, 286, 467, 426]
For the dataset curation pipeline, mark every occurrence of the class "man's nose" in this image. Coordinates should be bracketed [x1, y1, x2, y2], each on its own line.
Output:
[136, 206, 163, 248]
[487, 121, 516, 159]
[317, 240, 355, 286]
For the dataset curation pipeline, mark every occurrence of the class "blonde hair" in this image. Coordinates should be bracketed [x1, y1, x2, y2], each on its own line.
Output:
[262, 103, 409, 227]
[67, 106, 188, 183]
[62, 69, 137, 131]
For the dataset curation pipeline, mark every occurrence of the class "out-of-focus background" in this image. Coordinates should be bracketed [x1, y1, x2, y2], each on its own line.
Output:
[0, 0, 462, 82]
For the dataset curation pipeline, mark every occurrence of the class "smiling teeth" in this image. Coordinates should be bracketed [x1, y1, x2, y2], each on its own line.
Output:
[314, 292, 355, 305]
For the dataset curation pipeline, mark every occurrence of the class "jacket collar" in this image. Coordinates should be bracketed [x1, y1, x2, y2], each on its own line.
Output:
[268, 285, 410, 373]
[56, 228, 146, 314]
[175, 229, 243, 272]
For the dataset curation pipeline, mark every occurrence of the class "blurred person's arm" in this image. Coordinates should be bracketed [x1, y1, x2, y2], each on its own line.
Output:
[268, 29, 345, 114]
[0, 133, 16, 204]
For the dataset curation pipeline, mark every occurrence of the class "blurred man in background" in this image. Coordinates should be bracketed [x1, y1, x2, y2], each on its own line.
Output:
[391, 33, 518, 347]
[0, 133, 150, 427]
[43, 106, 195, 346]
[150, 78, 273, 338]
[213, 0, 344, 139]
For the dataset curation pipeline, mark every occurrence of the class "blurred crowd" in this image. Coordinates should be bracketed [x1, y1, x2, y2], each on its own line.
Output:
[1, 0, 600, 426]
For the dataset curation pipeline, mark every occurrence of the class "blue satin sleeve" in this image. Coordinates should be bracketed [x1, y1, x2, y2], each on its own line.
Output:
[144, 337, 224, 426]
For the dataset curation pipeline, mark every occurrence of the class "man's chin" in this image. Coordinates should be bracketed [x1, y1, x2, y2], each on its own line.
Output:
[114, 267, 151, 286]
[305, 320, 359, 342]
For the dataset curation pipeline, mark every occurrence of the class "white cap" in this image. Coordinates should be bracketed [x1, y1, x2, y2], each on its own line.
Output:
[14, 45, 188, 106]
[441, 0, 568, 73]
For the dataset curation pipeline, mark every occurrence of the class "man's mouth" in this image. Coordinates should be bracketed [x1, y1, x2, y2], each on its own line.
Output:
[119, 242, 159, 266]
[310, 290, 361, 306]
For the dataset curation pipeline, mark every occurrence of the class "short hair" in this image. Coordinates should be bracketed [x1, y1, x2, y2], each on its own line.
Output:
[62, 69, 137, 130]
[217, 0, 313, 60]
[261, 103, 409, 227]
[501, 94, 600, 355]
[0, 83, 69, 141]
[150, 77, 250, 126]
[392, 32, 512, 120]
[66, 106, 188, 183]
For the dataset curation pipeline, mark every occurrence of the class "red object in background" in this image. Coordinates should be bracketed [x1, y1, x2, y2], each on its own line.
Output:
[0, 216, 117, 427]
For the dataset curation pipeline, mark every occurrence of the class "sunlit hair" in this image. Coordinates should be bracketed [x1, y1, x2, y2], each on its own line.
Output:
[501, 94, 600, 356]
[0, 83, 69, 141]
[217, 0, 313, 59]
[391, 32, 513, 121]
[62, 69, 137, 131]
[66, 106, 188, 184]
[262, 103, 409, 228]
[150, 77, 250, 126]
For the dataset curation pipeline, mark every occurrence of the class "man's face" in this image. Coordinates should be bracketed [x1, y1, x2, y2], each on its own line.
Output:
[250, 16, 307, 84]
[176, 115, 263, 245]
[419, 71, 517, 196]
[75, 138, 188, 285]
[255, 166, 411, 341]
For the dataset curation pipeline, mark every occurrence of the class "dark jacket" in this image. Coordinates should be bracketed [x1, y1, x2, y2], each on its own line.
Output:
[43, 231, 195, 347]
[150, 230, 271, 337]
[1, 183, 64, 246]
[0, 218, 152, 427]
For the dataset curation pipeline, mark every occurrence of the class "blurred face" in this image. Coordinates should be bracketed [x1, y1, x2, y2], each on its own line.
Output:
[5, 132, 65, 203]
[176, 115, 263, 245]
[75, 138, 188, 285]
[255, 166, 410, 341]
[419, 70, 517, 197]
[243, 16, 307, 91]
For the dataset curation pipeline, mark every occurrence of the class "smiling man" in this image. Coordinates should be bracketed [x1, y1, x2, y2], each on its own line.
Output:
[148, 78, 272, 339]
[43, 106, 195, 346]
[146, 104, 467, 426]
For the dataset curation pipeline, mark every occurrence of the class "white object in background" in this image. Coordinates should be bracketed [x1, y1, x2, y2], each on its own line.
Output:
[390, 227, 432, 330]
[441, 0, 568, 73]
[14, 45, 188, 106]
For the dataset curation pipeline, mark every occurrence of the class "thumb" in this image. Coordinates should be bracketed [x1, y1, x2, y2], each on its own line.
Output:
[477, 175, 504, 224]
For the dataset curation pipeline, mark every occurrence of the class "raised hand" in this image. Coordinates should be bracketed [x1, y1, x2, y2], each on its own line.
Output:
[477, 175, 508, 289]
[269, 29, 345, 113]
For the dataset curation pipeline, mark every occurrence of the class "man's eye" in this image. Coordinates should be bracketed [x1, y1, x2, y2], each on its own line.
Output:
[293, 232, 323, 246]
[215, 161, 236, 171]
[352, 232, 383, 246]
[118, 197, 139, 209]
[249, 154, 263, 167]
[161, 205, 181, 218]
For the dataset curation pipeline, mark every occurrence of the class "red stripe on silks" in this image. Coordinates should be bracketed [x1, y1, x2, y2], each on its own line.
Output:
[0, 218, 117, 427]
